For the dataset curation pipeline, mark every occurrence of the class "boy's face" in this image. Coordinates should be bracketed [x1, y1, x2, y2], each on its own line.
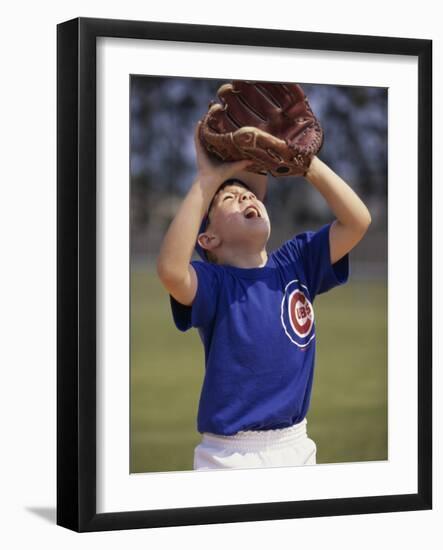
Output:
[199, 183, 271, 260]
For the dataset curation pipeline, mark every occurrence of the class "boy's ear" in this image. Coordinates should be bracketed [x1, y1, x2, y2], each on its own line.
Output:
[197, 231, 221, 253]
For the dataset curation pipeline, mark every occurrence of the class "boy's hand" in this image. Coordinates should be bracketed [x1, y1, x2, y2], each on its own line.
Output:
[194, 121, 253, 190]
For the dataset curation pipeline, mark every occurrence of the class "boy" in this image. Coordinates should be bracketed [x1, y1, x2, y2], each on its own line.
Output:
[157, 120, 371, 470]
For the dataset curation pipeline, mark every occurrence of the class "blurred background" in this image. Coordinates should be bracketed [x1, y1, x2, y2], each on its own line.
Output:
[130, 76, 387, 473]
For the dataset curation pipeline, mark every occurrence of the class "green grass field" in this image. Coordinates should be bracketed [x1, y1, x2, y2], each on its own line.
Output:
[130, 269, 387, 473]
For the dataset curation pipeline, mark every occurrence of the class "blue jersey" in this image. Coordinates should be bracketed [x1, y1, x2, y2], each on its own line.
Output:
[170, 222, 349, 436]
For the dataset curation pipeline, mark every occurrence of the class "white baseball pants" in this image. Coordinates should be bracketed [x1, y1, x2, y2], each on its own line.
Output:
[193, 418, 316, 470]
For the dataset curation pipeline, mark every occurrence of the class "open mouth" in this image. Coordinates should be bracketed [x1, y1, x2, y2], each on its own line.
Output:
[244, 206, 261, 219]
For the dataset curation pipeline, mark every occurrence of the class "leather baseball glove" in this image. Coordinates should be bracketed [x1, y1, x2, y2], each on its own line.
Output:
[199, 80, 323, 177]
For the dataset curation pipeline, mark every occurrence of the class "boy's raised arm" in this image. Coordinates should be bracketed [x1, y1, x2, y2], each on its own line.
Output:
[305, 156, 372, 264]
[156, 122, 253, 306]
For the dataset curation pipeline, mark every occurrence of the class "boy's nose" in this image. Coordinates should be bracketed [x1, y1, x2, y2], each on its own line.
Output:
[240, 192, 254, 202]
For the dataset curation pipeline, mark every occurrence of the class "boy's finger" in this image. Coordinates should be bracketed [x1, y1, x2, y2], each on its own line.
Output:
[194, 121, 201, 143]
[194, 123, 199, 139]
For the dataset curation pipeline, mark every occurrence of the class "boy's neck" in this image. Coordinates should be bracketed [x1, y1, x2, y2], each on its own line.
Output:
[216, 248, 269, 269]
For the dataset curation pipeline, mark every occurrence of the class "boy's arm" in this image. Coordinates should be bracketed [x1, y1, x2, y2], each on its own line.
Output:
[305, 157, 372, 264]
[156, 122, 253, 306]
[156, 180, 213, 306]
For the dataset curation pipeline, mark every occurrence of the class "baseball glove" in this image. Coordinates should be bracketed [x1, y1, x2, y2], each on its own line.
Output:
[199, 80, 323, 177]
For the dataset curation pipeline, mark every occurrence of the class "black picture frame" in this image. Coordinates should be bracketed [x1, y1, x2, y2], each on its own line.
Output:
[57, 17, 432, 532]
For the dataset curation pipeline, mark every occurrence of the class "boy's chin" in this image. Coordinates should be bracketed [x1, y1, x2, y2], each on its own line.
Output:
[232, 222, 270, 245]
[222, 217, 270, 244]
[242, 218, 270, 236]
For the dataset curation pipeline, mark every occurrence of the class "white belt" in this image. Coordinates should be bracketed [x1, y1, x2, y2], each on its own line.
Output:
[201, 418, 308, 452]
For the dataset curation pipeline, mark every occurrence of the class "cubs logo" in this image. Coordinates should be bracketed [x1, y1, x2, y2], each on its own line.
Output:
[281, 280, 315, 348]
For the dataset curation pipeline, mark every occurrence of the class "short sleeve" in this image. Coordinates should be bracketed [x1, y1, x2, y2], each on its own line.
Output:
[280, 222, 349, 298]
[169, 260, 222, 332]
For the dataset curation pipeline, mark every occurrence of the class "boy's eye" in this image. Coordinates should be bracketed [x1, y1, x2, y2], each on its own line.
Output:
[223, 195, 234, 201]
